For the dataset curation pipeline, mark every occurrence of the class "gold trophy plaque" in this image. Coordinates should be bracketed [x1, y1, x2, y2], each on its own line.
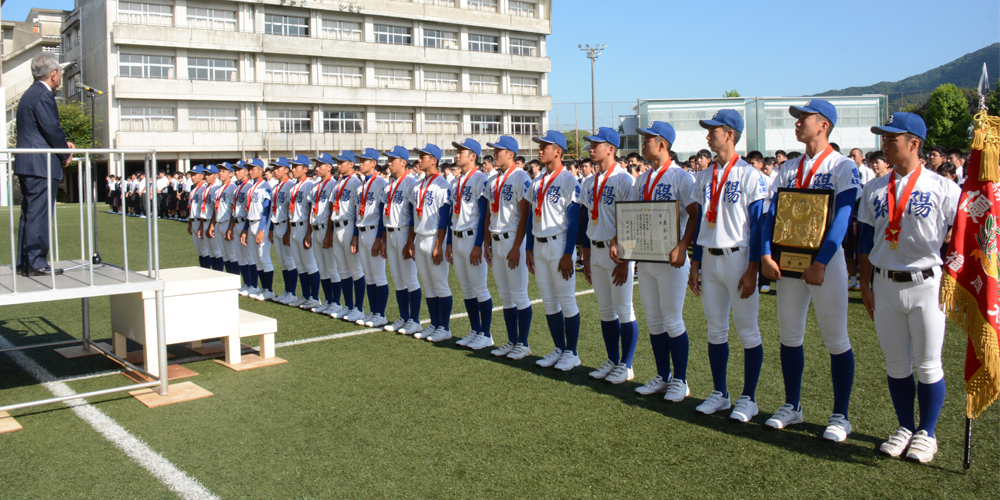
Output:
[771, 188, 834, 279]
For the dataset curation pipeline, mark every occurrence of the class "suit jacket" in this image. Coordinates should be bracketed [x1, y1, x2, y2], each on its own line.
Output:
[14, 80, 69, 181]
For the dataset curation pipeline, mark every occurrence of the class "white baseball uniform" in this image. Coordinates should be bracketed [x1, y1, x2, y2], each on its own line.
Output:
[308, 175, 341, 283]
[330, 174, 363, 281]
[529, 166, 581, 318]
[487, 166, 532, 311]
[450, 169, 490, 302]
[242, 179, 273, 273]
[204, 179, 223, 259]
[287, 178, 319, 276]
[188, 181, 210, 258]
[582, 164, 636, 323]
[232, 179, 254, 267]
[409, 173, 452, 298]
[211, 179, 238, 263]
[381, 174, 419, 292]
[356, 174, 389, 288]
[269, 178, 296, 273]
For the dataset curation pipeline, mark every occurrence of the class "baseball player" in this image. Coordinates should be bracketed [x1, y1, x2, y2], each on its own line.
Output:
[226, 161, 257, 295]
[483, 136, 533, 359]
[859, 112, 959, 463]
[688, 109, 769, 423]
[526, 130, 583, 371]
[327, 151, 365, 322]
[377, 146, 422, 334]
[579, 127, 638, 384]
[200, 164, 223, 271]
[240, 159, 275, 301]
[284, 156, 320, 308]
[631, 121, 698, 401]
[760, 99, 860, 441]
[267, 157, 299, 304]
[207, 162, 239, 276]
[309, 153, 345, 314]
[352, 148, 390, 328]
[447, 138, 494, 350]
[186, 165, 211, 268]
[403, 144, 454, 342]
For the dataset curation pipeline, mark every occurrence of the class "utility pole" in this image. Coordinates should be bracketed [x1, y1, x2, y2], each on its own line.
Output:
[579, 44, 606, 134]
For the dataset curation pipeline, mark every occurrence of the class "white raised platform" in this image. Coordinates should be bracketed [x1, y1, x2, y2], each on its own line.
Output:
[0, 261, 163, 306]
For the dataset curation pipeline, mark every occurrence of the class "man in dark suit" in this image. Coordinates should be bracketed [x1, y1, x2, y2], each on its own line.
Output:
[14, 53, 75, 276]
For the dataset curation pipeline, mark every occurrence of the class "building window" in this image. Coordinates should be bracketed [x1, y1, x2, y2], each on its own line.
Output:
[187, 8, 236, 31]
[323, 111, 364, 133]
[510, 115, 539, 135]
[118, 2, 173, 26]
[188, 58, 236, 81]
[509, 1, 537, 18]
[120, 106, 176, 132]
[468, 74, 499, 94]
[510, 38, 537, 57]
[764, 108, 796, 130]
[321, 19, 362, 41]
[470, 114, 501, 135]
[265, 62, 310, 84]
[510, 77, 538, 96]
[119, 54, 174, 79]
[189, 108, 238, 132]
[424, 113, 460, 134]
[423, 71, 458, 92]
[374, 24, 412, 45]
[468, 34, 498, 53]
[375, 112, 414, 133]
[374, 68, 413, 89]
[423, 29, 458, 50]
[467, 0, 498, 12]
[834, 106, 879, 127]
[43, 45, 62, 54]
[267, 110, 311, 133]
[264, 14, 308, 37]
[321, 65, 363, 87]
[417, 0, 456, 5]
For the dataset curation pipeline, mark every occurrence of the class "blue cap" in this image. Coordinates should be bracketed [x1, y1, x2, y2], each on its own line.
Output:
[871, 112, 927, 141]
[583, 127, 621, 149]
[233, 160, 248, 170]
[217, 162, 233, 172]
[635, 121, 677, 145]
[452, 138, 482, 158]
[486, 135, 519, 154]
[385, 146, 410, 161]
[203, 164, 219, 175]
[313, 153, 336, 165]
[270, 157, 292, 168]
[247, 158, 265, 169]
[789, 99, 837, 126]
[358, 148, 380, 162]
[416, 144, 443, 162]
[334, 150, 357, 163]
[191, 164, 204, 174]
[532, 130, 567, 151]
[288, 154, 310, 166]
[699, 109, 745, 134]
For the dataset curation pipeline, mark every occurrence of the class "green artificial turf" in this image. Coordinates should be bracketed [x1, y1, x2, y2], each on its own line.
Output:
[0, 205, 996, 499]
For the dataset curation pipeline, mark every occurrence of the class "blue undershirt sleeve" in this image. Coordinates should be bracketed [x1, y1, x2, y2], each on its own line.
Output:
[564, 202, 581, 255]
[579, 204, 591, 249]
[376, 202, 386, 238]
[747, 199, 763, 263]
[353, 223, 359, 237]
[260, 199, 271, 231]
[761, 192, 778, 257]
[815, 189, 857, 266]
[858, 222, 875, 255]
[525, 214, 535, 251]
[408, 202, 415, 228]
[692, 205, 704, 263]
[474, 197, 488, 247]
[439, 204, 452, 245]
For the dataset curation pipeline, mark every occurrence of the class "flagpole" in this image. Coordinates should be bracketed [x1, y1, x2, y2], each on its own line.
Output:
[964, 418, 972, 470]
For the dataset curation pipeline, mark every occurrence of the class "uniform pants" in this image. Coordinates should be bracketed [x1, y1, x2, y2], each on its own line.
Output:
[386, 229, 419, 291]
[192, 221, 211, 258]
[776, 248, 851, 354]
[491, 234, 530, 310]
[288, 223, 318, 275]
[638, 260, 689, 337]
[590, 244, 636, 323]
[16, 175, 59, 270]
[452, 231, 490, 301]
[271, 221, 295, 271]
[358, 229, 387, 286]
[414, 234, 450, 298]
[532, 231, 578, 318]
[208, 220, 223, 259]
[701, 249, 761, 348]
[332, 223, 363, 280]
[311, 224, 339, 281]
[247, 220, 273, 272]
[873, 267, 945, 384]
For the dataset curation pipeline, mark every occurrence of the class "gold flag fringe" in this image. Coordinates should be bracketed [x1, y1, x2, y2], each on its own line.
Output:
[940, 274, 1000, 418]
[971, 111, 999, 182]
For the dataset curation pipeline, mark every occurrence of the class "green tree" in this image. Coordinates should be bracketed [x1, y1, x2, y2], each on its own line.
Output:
[987, 79, 1000, 116]
[58, 99, 93, 149]
[723, 89, 741, 98]
[922, 83, 973, 148]
[563, 129, 591, 159]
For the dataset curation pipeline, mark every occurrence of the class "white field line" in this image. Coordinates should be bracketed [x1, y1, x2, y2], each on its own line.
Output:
[0, 335, 220, 500]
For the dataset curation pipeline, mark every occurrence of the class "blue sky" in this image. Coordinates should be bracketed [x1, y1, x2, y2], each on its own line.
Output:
[6, 0, 999, 104]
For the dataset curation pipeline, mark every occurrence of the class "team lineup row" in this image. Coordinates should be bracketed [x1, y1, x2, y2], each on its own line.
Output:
[180, 99, 959, 465]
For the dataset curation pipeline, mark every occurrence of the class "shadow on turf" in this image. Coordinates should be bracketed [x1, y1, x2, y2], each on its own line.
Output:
[432, 334, 891, 466]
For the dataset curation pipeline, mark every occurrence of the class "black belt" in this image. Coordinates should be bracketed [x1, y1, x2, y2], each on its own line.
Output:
[291, 221, 307, 227]
[874, 267, 934, 283]
[359, 225, 375, 233]
[235, 217, 246, 223]
[312, 223, 327, 231]
[593, 240, 607, 249]
[387, 227, 402, 233]
[536, 236, 553, 243]
[333, 220, 350, 228]
[273, 220, 287, 226]
[198, 217, 207, 221]
[452, 229, 475, 238]
[708, 247, 740, 256]
[492, 232, 511, 241]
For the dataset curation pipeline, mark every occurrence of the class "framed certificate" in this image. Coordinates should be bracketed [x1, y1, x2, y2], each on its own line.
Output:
[614, 201, 680, 263]
[771, 187, 834, 279]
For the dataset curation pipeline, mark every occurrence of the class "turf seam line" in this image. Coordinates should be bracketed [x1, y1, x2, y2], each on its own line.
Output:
[0, 335, 220, 500]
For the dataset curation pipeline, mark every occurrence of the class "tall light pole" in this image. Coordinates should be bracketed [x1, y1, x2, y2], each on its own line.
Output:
[579, 43, 606, 134]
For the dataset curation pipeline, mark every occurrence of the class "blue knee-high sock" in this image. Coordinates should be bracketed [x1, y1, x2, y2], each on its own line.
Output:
[198, 256, 209, 269]
[517, 306, 533, 347]
[546, 313, 566, 351]
[330, 279, 342, 304]
[298, 272, 310, 299]
[619, 321, 639, 368]
[212, 257, 224, 271]
[287, 269, 298, 296]
[669, 332, 689, 381]
[231, 261, 241, 275]
[321, 279, 333, 304]
[502, 308, 518, 344]
[600, 320, 621, 364]
[308, 273, 320, 301]
[887, 375, 917, 431]
[342, 278, 354, 309]
[439, 295, 453, 330]
[366, 284, 376, 313]
[239, 265, 248, 285]
[353, 277, 366, 309]
[831, 350, 855, 418]
[780, 344, 805, 409]
[650, 333, 671, 380]
[225, 261, 235, 275]
[425, 297, 437, 327]
[707, 342, 729, 396]
[396, 289, 410, 321]
[377, 285, 389, 316]
[916, 379, 946, 437]
[281, 270, 289, 291]
[249, 266, 259, 288]
[261, 271, 273, 291]
[409, 289, 422, 322]
[464, 299, 482, 332]
[479, 298, 493, 337]
[564, 314, 581, 354]
[743, 345, 764, 401]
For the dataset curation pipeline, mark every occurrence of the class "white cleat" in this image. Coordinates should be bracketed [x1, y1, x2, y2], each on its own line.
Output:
[428, 327, 452, 343]
[589, 359, 616, 379]
[823, 413, 852, 443]
[905, 430, 937, 463]
[238, 285, 250, 296]
[879, 427, 914, 458]
[398, 319, 421, 335]
[491, 342, 515, 357]
[506, 343, 531, 360]
[635, 375, 670, 395]
[258, 289, 276, 302]
[605, 363, 634, 384]
[325, 303, 345, 317]
[311, 303, 331, 314]
[663, 378, 690, 403]
[275, 292, 295, 304]
[730, 396, 759, 423]
[385, 318, 406, 332]
[535, 348, 563, 368]
[245, 287, 262, 299]
[300, 299, 322, 310]
[759, 285, 771, 293]
[367, 314, 388, 328]
[413, 325, 437, 340]
[695, 391, 731, 415]
[343, 308, 365, 323]
[467, 333, 494, 350]
[554, 350, 581, 371]
[765, 404, 804, 429]
[456, 332, 479, 347]
[287, 297, 307, 308]
[330, 305, 349, 319]
[356, 313, 373, 326]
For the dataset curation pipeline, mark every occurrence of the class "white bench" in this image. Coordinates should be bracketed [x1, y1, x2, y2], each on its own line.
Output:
[224, 309, 278, 365]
